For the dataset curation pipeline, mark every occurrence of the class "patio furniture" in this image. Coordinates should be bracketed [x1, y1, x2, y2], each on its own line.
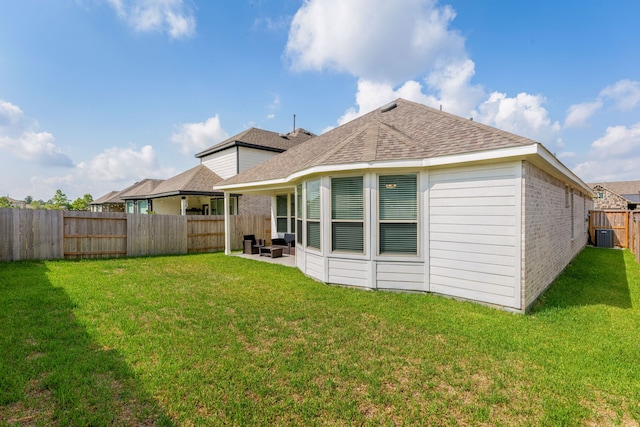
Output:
[259, 246, 283, 258]
[243, 234, 265, 254]
[271, 233, 295, 255]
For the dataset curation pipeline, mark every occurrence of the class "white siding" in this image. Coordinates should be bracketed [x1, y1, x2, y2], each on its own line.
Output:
[201, 149, 237, 179]
[376, 262, 425, 291]
[429, 163, 521, 309]
[328, 258, 370, 288]
[305, 252, 325, 282]
[238, 147, 278, 173]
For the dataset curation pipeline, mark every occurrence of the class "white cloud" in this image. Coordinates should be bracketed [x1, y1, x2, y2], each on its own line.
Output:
[599, 79, 640, 111]
[289, 2, 555, 144]
[76, 144, 173, 182]
[106, 0, 196, 39]
[571, 122, 640, 182]
[0, 100, 24, 129]
[564, 100, 603, 128]
[171, 115, 228, 155]
[563, 79, 640, 129]
[473, 92, 561, 145]
[335, 59, 484, 126]
[590, 123, 640, 157]
[286, 0, 465, 84]
[0, 99, 73, 167]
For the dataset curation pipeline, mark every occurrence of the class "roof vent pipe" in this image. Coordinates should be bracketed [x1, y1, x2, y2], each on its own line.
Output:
[380, 102, 397, 113]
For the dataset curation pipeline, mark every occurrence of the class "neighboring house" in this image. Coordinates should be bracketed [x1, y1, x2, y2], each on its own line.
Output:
[589, 181, 640, 210]
[144, 165, 223, 215]
[6, 197, 27, 209]
[195, 127, 316, 216]
[215, 99, 593, 313]
[91, 127, 315, 216]
[90, 191, 124, 212]
[90, 179, 164, 213]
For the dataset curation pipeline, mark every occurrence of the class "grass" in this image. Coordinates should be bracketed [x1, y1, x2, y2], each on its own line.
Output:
[1, 247, 639, 426]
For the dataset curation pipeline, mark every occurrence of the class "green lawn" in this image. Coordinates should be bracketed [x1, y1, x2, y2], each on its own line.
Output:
[1, 247, 639, 426]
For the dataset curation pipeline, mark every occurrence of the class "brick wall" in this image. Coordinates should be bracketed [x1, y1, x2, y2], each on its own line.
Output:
[238, 194, 271, 216]
[521, 161, 591, 310]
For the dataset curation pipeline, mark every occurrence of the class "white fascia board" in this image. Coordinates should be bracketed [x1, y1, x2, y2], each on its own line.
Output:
[421, 144, 539, 167]
[534, 144, 594, 196]
[214, 143, 593, 196]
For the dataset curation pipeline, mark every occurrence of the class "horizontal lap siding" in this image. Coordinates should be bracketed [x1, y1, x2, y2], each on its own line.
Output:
[201, 149, 237, 180]
[429, 164, 520, 309]
[328, 258, 370, 288]
[305, 252, 325, 282]
[376, 262, 425, 291]
[238, 147, 277, 173]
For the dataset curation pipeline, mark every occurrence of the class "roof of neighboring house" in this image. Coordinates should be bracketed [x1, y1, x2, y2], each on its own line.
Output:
[90, 190, 121, 205]
[216, 98, 559, 189]
[117, 179, 165, 201]
[194, 127, 316, 158]
[590, 181, 640, 201]
[146, 165, 223, 198]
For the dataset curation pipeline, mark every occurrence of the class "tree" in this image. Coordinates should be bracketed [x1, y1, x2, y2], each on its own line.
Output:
[0, 196, 12, 208]
[24, 195, 33, 204]
[48, 189, 71, 210]
[71, 194, 93, 211]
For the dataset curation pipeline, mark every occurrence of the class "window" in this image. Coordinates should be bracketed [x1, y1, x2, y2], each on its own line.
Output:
[378, 174, 417, 255]
[331, 176, 364, 252]
[570, 188, 575, 239]
[211, 196, 237, 215]
[296, 184, 303, 244]
[138, 200, 149, 214]
[276, 195, 289, 233]
[126, 201, 135, 214]
[596, 192, 604, 199]
[306, 179, 321, 249]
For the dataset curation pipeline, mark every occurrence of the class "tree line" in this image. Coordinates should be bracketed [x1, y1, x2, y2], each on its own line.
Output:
[0, 190, 93, 211]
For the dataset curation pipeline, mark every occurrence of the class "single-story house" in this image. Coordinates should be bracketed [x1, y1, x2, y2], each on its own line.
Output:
[92, 127, 316, 216]
[589, 181, 640, 210]
[90, 179, 164, 213]
[143, 165, 224, 215]
[215, 98, 593, 313]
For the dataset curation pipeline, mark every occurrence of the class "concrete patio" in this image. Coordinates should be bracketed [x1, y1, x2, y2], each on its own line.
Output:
[232, 251, 296, 268]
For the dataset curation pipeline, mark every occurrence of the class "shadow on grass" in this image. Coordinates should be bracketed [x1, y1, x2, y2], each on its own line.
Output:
[0, 261, 173, 426]
[532, 247, 632, 312]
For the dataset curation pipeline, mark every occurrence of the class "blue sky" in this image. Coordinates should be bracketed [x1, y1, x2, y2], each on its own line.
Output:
[1, 0, 639, 201]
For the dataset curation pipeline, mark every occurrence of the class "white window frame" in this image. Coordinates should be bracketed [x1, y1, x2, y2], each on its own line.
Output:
[330, 175, 365, 253]
[306, 179, 321, 250]
[377, 173, 419, 256]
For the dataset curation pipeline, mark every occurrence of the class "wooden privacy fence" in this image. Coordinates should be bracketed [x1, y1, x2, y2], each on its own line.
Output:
[0, 209, 270, 262]
[589, 210, 630, 248]
[589, 210, 640, 263]
[632, 212, 640, 264]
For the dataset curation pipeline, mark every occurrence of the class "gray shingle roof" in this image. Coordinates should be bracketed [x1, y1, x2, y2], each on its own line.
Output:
[90, 190, 121, 205]
[147, 165, 223, 198]
[119, 179, 165, 200]
[217, 98, 538, 187]
[589, 181, 640, 199]
[195, 127, 316, 158]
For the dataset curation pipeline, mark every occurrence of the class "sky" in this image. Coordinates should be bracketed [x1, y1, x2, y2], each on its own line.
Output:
[1, 0, 639, 201]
